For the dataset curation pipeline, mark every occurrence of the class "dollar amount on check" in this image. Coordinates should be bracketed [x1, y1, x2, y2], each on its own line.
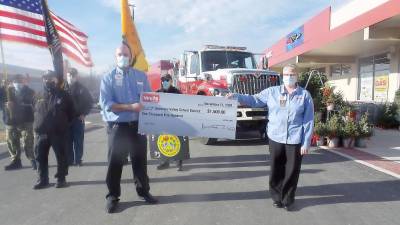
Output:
[138, 93, 238, 139]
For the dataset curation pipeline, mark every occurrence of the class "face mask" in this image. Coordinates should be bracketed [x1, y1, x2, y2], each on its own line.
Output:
[67, 76, 76, 85]
[162, 80, 171, 90]
[44, 81, 56, 92]
[282, 75, 297, 87]
[117, 56, 130, 68]
[13, 83, 23, 92]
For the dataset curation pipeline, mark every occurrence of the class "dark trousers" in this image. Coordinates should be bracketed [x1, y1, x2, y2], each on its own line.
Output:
[268, 138, 302, 206]
[67, 118, 85, 164]
[35, 133, 69, 181]
[106, 122, 150, 198]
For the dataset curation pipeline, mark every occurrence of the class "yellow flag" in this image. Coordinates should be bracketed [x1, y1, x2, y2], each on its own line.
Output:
[121, 0, 149, 72]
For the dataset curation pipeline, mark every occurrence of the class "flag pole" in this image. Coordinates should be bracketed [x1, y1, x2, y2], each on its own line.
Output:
[0, 38, 8, 81]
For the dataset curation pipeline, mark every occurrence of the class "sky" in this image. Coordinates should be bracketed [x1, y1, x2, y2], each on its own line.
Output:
[1, 0, 349, 76]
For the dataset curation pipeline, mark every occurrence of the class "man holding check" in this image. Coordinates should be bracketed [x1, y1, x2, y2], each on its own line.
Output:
[99, 43, 158, 214]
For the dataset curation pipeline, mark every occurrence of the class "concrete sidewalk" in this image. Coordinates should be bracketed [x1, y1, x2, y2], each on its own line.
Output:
[360, 128, 400, 163]
[323, 128, 400, 179]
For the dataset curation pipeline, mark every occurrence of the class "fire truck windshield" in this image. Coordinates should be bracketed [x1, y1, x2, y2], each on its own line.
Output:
[201, 51, 256, 72]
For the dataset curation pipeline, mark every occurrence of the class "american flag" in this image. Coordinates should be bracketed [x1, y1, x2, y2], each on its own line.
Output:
[0, 0, 93, 67]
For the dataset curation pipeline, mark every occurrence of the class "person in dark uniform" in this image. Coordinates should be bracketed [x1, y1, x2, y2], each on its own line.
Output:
[99, 44, 158, 214]
[33, 71, 75, 190]
[3, 74, 36, 170]
[66, 68, 93, 166]
[155, 74, 185, 171]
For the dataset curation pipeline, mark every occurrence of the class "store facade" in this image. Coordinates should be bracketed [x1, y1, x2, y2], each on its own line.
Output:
[264, 0, 400, 102]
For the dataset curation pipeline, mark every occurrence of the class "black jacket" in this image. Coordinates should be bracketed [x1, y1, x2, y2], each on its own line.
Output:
[34, 89, 75, 135]
[3, 86, 35, 125]
[156, 86, 181, 94]
[68, 82, 93, 117]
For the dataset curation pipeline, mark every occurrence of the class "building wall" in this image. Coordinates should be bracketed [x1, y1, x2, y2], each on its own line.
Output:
[327, 44, 400, 103]
[327, 64, 359, 101]
[330, 0, 389, 29]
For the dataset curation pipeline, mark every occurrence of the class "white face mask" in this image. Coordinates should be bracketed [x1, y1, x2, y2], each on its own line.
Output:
[282, 75, 297, 87]
[67, 76, 75, 85]
[117, 56, 130, 68]
[13, 83, 23, 92]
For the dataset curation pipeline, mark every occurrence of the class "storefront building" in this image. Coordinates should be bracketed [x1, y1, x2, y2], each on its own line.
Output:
[264, 0, 400, 102]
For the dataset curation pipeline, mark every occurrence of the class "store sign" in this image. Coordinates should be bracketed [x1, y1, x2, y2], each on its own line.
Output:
[286, 26, 304, 52]
[374, 74, 389, 102]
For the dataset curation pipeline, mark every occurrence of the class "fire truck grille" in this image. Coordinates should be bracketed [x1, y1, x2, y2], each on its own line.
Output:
[232, 74, 279, 95]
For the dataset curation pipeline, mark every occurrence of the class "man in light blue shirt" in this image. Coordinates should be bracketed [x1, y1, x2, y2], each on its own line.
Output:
[99, 43, 157, 213]
[229, 64, 314, 211]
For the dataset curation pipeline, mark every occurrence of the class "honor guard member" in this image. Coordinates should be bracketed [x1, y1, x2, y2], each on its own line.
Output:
[99, 44, 158, 213]
[228, 64, 314, 211]
[66, 68, 94, 166]
[33, 71, 75, 190]
[155, 74, 186, 171]
[3, 74, 36, 170]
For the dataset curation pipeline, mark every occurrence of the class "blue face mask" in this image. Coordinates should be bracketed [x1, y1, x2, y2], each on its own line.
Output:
[282, 75, 297, 87]
[162, 81, 171, 90]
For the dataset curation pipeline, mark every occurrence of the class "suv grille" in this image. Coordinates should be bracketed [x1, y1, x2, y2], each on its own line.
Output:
[232, 74, 280, 95]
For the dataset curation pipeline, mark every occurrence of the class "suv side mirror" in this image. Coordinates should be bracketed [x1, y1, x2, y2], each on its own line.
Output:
[261, 56, 269, 70]
[179, 54, 187, 76]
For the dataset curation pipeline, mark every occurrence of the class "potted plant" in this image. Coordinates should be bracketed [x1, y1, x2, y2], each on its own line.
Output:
[322, 85, 335, 111]
[314, 121, 327, 146]
[341, 120, 359, 148]
[340, 103, 357, 122]
[356, 113, 373, 148]
[326, 114, 341, 148]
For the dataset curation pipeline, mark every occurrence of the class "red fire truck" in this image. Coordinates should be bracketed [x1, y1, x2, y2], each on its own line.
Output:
[147, 45, 280, 144]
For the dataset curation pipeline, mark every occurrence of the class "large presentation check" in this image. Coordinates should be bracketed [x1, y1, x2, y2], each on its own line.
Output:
[138, 93, 238, 139]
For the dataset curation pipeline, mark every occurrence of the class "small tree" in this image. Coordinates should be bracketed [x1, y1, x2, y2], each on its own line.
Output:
[298, 71, 327, 112]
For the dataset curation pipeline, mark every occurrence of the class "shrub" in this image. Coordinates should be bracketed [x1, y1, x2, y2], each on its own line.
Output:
[357, 113, 373, 138]
[326, 114, 342, 138]
[376, 102, 400, 129]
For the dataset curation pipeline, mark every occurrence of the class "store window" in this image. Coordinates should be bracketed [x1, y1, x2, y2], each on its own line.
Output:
[330, 64, 352, 76]
[358, 53, 390, 101]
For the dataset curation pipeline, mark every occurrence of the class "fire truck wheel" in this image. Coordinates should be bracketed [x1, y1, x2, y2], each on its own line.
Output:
[201, 138, 218, 145]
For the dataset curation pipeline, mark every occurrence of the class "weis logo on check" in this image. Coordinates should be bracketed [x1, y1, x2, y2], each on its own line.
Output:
[142, 93, 160, 103]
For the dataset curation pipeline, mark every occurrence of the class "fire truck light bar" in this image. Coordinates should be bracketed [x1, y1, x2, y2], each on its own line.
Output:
[204, 45, 247, 51]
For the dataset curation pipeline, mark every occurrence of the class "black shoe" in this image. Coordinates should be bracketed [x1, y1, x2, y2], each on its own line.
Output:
[31, 160, 37, 170]
[33, 179, 50, 190]
[76, 161, 83, 167]
[283, 204, 295, 211]
[139, 193, 158, 204]
[4, 159, 22, 171]
[273, 201, 283, 208]
[55, 178, 67, 188]
[157, 162, 170, 170]
[176, 160, 183, 171]
[106, 196, 119, 214]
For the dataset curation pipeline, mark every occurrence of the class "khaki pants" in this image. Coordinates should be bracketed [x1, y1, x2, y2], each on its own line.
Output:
[6, 123, 34, 162]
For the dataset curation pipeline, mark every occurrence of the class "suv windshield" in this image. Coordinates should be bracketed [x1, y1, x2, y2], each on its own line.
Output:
[201, 51, 256, 72]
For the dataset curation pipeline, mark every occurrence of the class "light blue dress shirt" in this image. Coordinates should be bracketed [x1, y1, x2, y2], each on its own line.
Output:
[99, 67, 152, 122]
[235, 85, 314, 149]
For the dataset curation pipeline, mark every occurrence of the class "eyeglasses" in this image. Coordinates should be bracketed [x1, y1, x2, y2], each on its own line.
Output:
[282, 73, 297, 77]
